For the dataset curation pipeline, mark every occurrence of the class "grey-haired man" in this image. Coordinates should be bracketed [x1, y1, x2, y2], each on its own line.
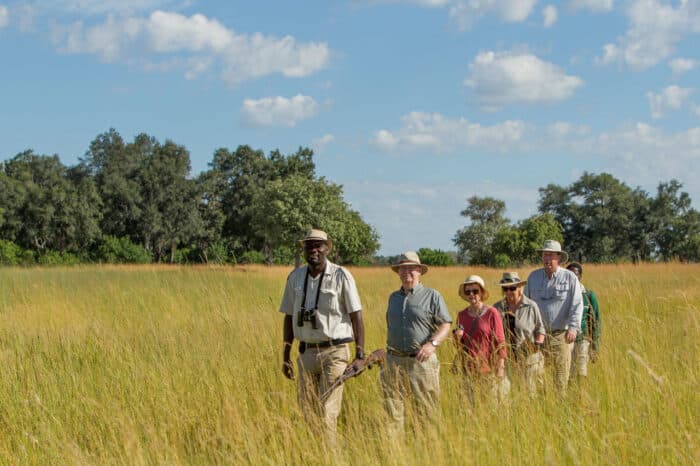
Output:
[280, 229, 366, 442]
[524, 240, 583, 393]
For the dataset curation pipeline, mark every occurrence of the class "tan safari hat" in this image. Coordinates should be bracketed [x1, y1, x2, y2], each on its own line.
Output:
[537, 239, 569, 263]
[459, 274, 489, 301]
[298, 229, 332, 250]
[498, 271, 527, 288]
[391, 251, 428, 275]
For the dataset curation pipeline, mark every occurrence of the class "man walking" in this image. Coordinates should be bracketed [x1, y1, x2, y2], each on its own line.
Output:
[279, 229, 365, 442]
[524, 240, 583, 394]
[381, 251, 451, 436]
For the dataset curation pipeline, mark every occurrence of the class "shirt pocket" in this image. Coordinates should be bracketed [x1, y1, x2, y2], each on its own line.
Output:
[318, 287, 339, 314]
[553, 284, 570, 300]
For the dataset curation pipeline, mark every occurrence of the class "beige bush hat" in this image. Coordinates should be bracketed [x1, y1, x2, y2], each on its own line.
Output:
[298, 229, 332, 250]
[537, 239, 569, 263]
[499, 271, 527, 287]
[391, 251, 428, 275]
[459, 274, 489, 301]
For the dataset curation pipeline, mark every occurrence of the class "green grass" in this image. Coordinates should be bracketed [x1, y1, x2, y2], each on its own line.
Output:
[0, 264, 697, 465]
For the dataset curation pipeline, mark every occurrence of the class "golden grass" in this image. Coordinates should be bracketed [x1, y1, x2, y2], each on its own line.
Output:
[0, 263, 697, 465]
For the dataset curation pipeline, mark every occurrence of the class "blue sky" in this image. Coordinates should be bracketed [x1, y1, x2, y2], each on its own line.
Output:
[1, 0, 699, 255]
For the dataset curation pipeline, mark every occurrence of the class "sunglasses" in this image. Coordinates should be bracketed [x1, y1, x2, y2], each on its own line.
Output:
[463, 288, 481, 295]
[503, 286, 519, 292]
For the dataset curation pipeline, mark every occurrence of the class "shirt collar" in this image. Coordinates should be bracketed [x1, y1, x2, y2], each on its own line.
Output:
[401, 282, 424, 295]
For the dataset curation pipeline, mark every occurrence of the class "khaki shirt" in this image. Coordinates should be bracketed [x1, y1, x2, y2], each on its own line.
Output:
[494, 295, 545, 354]
[279, 261, 362, 343]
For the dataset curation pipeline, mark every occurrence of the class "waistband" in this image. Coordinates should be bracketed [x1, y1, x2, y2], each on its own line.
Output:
[388, 348, 418, 358]
[301, 337, 354, 350]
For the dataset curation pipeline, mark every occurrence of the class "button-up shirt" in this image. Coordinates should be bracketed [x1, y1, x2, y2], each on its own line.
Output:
[279, 261, 362, 343]
[386, 283, 452, 354]
[524, 267, 583, 332]
[494, 295, 545, 357]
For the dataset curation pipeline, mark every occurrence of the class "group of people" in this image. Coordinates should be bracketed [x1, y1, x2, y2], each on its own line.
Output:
[279, 229, 601, 442]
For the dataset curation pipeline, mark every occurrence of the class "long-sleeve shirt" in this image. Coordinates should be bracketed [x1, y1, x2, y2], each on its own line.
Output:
[386, 283, 452, 354]
[456, 306, 507, 373]
[578, 286, 602, 349]
[493, 295, 545, 359]
[524, 267, 583, 333]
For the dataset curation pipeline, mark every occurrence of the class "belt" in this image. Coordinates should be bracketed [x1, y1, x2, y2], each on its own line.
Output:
[301, 337, 353, 350]
[388, 348, 418, 358]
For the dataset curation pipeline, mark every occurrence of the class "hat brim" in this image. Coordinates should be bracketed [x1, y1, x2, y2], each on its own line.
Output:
[299, 238, 333, 251]
[537, 249, 569, 263]
[499, 280, 527, 287]
[458, 283, 489, 301]
[391, 263, 428, 275]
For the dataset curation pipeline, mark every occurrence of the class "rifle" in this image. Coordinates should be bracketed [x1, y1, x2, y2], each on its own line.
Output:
[319, 348, 386, 403]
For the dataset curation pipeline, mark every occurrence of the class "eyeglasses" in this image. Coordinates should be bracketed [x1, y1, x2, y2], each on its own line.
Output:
[503, 286, 519, 292]
[463, 288, 480, 295]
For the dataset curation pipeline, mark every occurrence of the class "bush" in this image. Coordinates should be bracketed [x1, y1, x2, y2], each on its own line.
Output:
[493, 253, 512, 269]
[239, 250, 265, 264]
[417, 248, 456, 266]
[38, 250, 81, 266]
[95, 236, 152, 264]
[0, 239, 29, 265]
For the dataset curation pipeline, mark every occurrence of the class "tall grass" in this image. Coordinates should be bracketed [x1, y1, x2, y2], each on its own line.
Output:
[0, 264, 697, 464]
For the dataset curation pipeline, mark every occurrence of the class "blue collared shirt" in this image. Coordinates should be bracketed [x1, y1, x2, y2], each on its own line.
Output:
[524, 267, 583, 333]
[385, 283, 452, 354]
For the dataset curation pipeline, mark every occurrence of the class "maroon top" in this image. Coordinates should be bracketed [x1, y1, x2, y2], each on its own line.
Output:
[457, 305, 507, 374]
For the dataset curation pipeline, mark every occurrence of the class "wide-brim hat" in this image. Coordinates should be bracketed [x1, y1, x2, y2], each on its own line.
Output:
[498, 271, 527, 288]
[459, 274, 489, 301]
[298, 228, 332, 250]
[391, 251, 428, 275]
[537, 239, 569, 263]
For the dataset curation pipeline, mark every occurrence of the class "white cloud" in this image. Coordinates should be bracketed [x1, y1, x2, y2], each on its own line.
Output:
[464, 51, 584, 110]
[240, 94, 319, 127]
[568, 0, 613, 12]
[50, 10, 330, 84]
[312, 134, 335, 151]
[448, 0, 538, 30]
[598, 0, 700, 69]
[372, 111, 527, 153]
[0, 6, 8, 27]
[647, 85, 695, 119]
[542, 5, 557, 27]
[669, 57, 697, 76]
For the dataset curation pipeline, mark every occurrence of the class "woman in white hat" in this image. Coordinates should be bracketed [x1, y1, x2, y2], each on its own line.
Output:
[453, 275, 508, 404]
[493, 272, 545, 397]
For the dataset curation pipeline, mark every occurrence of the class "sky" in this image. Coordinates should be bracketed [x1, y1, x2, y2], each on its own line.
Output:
[1, 0, 699, 256]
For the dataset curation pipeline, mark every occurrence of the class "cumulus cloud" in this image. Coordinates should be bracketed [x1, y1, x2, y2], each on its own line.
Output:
[50, 10, 330, 84]
[647, 85, 695, 119]
[0, 5, 8, 27]
[241, 94, 319, 127]
[372, 111, 528, 153]
[669, 57, 697, 76]
[598, 0, 700, 69]
[542, 5, 557, 27]
[449, 0, 538, 30]
[568, 0, 614, 12]
[464, 51, 584, 110]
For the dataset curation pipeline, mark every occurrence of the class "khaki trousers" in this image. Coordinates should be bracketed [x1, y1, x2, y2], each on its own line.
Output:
[380, 353, 440, 436]
[546, 330, 574, 393]
[297, 344, 350, 441]
[572, 339, 590, 377]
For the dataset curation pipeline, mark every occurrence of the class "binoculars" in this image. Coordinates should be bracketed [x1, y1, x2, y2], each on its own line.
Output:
[297, 307, 319, 329]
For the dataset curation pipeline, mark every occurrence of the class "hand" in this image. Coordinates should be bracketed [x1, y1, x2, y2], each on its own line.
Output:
[565, 329, 577, 344]
[347, 357, 365, 374]
[282, 360, 295, 380]
[416, 342, 435, 363]
[590, 349, 598, 363]
[453, 329, 464, 345]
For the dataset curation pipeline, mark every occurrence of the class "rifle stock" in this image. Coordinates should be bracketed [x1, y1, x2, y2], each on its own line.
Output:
[319, 348, 385, 403]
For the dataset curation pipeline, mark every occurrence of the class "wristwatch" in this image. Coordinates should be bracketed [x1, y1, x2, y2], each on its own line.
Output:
[430, 339, 439, 347]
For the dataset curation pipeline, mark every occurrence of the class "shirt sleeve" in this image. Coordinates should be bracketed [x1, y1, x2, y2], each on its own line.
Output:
[339, 268, 363, 314]
[588, 289, 601, 347]
[491, 308, 507, 359]
[567, 276, 584, 332]
[279, 272, 296, 315]
[531, 301, 546, 336]
[433, 291, 453, 324]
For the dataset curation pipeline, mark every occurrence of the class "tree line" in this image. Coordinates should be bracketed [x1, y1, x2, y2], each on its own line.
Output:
[454, 172, 700, 265]
[0, 129, 379, 265]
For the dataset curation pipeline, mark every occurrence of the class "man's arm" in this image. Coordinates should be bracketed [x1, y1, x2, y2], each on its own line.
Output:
[282, 315, 295, 380]
[416, 321, 451, 363]
[566, 277, 584, 343]
[349, 311, 365, 360]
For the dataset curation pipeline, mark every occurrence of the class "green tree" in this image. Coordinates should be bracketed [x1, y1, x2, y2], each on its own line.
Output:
[453, 196, 509, 265]
[417, 248, 455, 266]
[648, 180, 700, 261]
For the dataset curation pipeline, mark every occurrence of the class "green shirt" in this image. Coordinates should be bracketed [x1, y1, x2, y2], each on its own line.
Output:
[577, 286, 601, 349]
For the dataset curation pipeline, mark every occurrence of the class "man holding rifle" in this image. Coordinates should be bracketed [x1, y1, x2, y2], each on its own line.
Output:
[279, 229, 366, 443]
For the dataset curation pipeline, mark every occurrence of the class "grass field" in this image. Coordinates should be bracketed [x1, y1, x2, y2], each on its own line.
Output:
[0, 264, 697, 465]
